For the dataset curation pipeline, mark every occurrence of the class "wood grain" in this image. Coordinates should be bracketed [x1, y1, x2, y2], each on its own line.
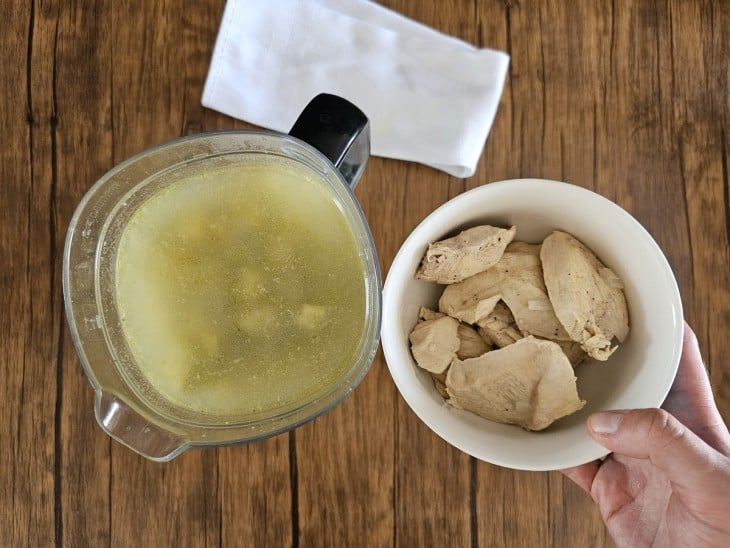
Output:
[1, 0, 728, 547]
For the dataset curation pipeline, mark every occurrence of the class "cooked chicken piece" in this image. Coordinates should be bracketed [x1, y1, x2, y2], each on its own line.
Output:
[235, 307, 276, 334]
[416, 225, 516, 284]
[439, 242, 570, 340]
[409, 315, 460, 374]
[439, 294, 501, 325]
[430, 371, 450, 399]
[296, 304, 328, 329]
[553, 339, 588, 367]
[456, 323, 493, 360]
[418, 307, 446, 322]
[473, 300, 586, 364]
[541, 231, 630, 361]
[476, 300, 524, 348]
[446, 336, 585, 431]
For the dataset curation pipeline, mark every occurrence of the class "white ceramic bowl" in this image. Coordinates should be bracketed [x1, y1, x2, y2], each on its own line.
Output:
[381, 179, 683, 471]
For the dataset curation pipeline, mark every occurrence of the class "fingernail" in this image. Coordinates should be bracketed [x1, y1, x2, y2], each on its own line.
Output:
[589, 411, 625, 434]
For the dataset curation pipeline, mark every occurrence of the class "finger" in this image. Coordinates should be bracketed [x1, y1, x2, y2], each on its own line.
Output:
[587, 408, 729, 493]
[561, 461, 600, 495]
[663, 322, 730, 454]
[667, 322, 713, 403]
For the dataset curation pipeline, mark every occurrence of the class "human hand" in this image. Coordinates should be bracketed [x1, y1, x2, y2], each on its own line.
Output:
[562, 323, 730, 547]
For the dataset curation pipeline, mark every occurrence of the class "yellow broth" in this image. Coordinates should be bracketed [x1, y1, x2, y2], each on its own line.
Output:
[115, 159, 367, 416]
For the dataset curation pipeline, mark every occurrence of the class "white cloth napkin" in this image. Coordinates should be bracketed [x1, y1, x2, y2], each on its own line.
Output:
[202, 0, 510, 177]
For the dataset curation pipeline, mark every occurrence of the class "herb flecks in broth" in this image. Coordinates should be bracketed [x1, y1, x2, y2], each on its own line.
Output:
[115, 159, 367, 416]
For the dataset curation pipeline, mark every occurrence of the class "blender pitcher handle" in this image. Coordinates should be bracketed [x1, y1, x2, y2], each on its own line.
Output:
[289, 93, 370, 189]
[95, 391, 188, 462]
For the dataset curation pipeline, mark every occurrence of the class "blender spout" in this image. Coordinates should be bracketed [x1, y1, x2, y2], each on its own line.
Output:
[95, 391, 188, 462]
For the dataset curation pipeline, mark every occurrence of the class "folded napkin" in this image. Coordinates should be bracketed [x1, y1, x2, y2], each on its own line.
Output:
[202, 0, 510, 177]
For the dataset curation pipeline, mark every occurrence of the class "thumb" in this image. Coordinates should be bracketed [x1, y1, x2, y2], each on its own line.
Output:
[588, 408, 728, 490]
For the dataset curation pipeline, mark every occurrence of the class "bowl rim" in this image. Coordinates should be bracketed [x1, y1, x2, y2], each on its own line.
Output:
[381, 178, 684, 471]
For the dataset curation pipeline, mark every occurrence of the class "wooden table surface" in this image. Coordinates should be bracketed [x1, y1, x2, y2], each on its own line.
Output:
[2, 1, 729, 546]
